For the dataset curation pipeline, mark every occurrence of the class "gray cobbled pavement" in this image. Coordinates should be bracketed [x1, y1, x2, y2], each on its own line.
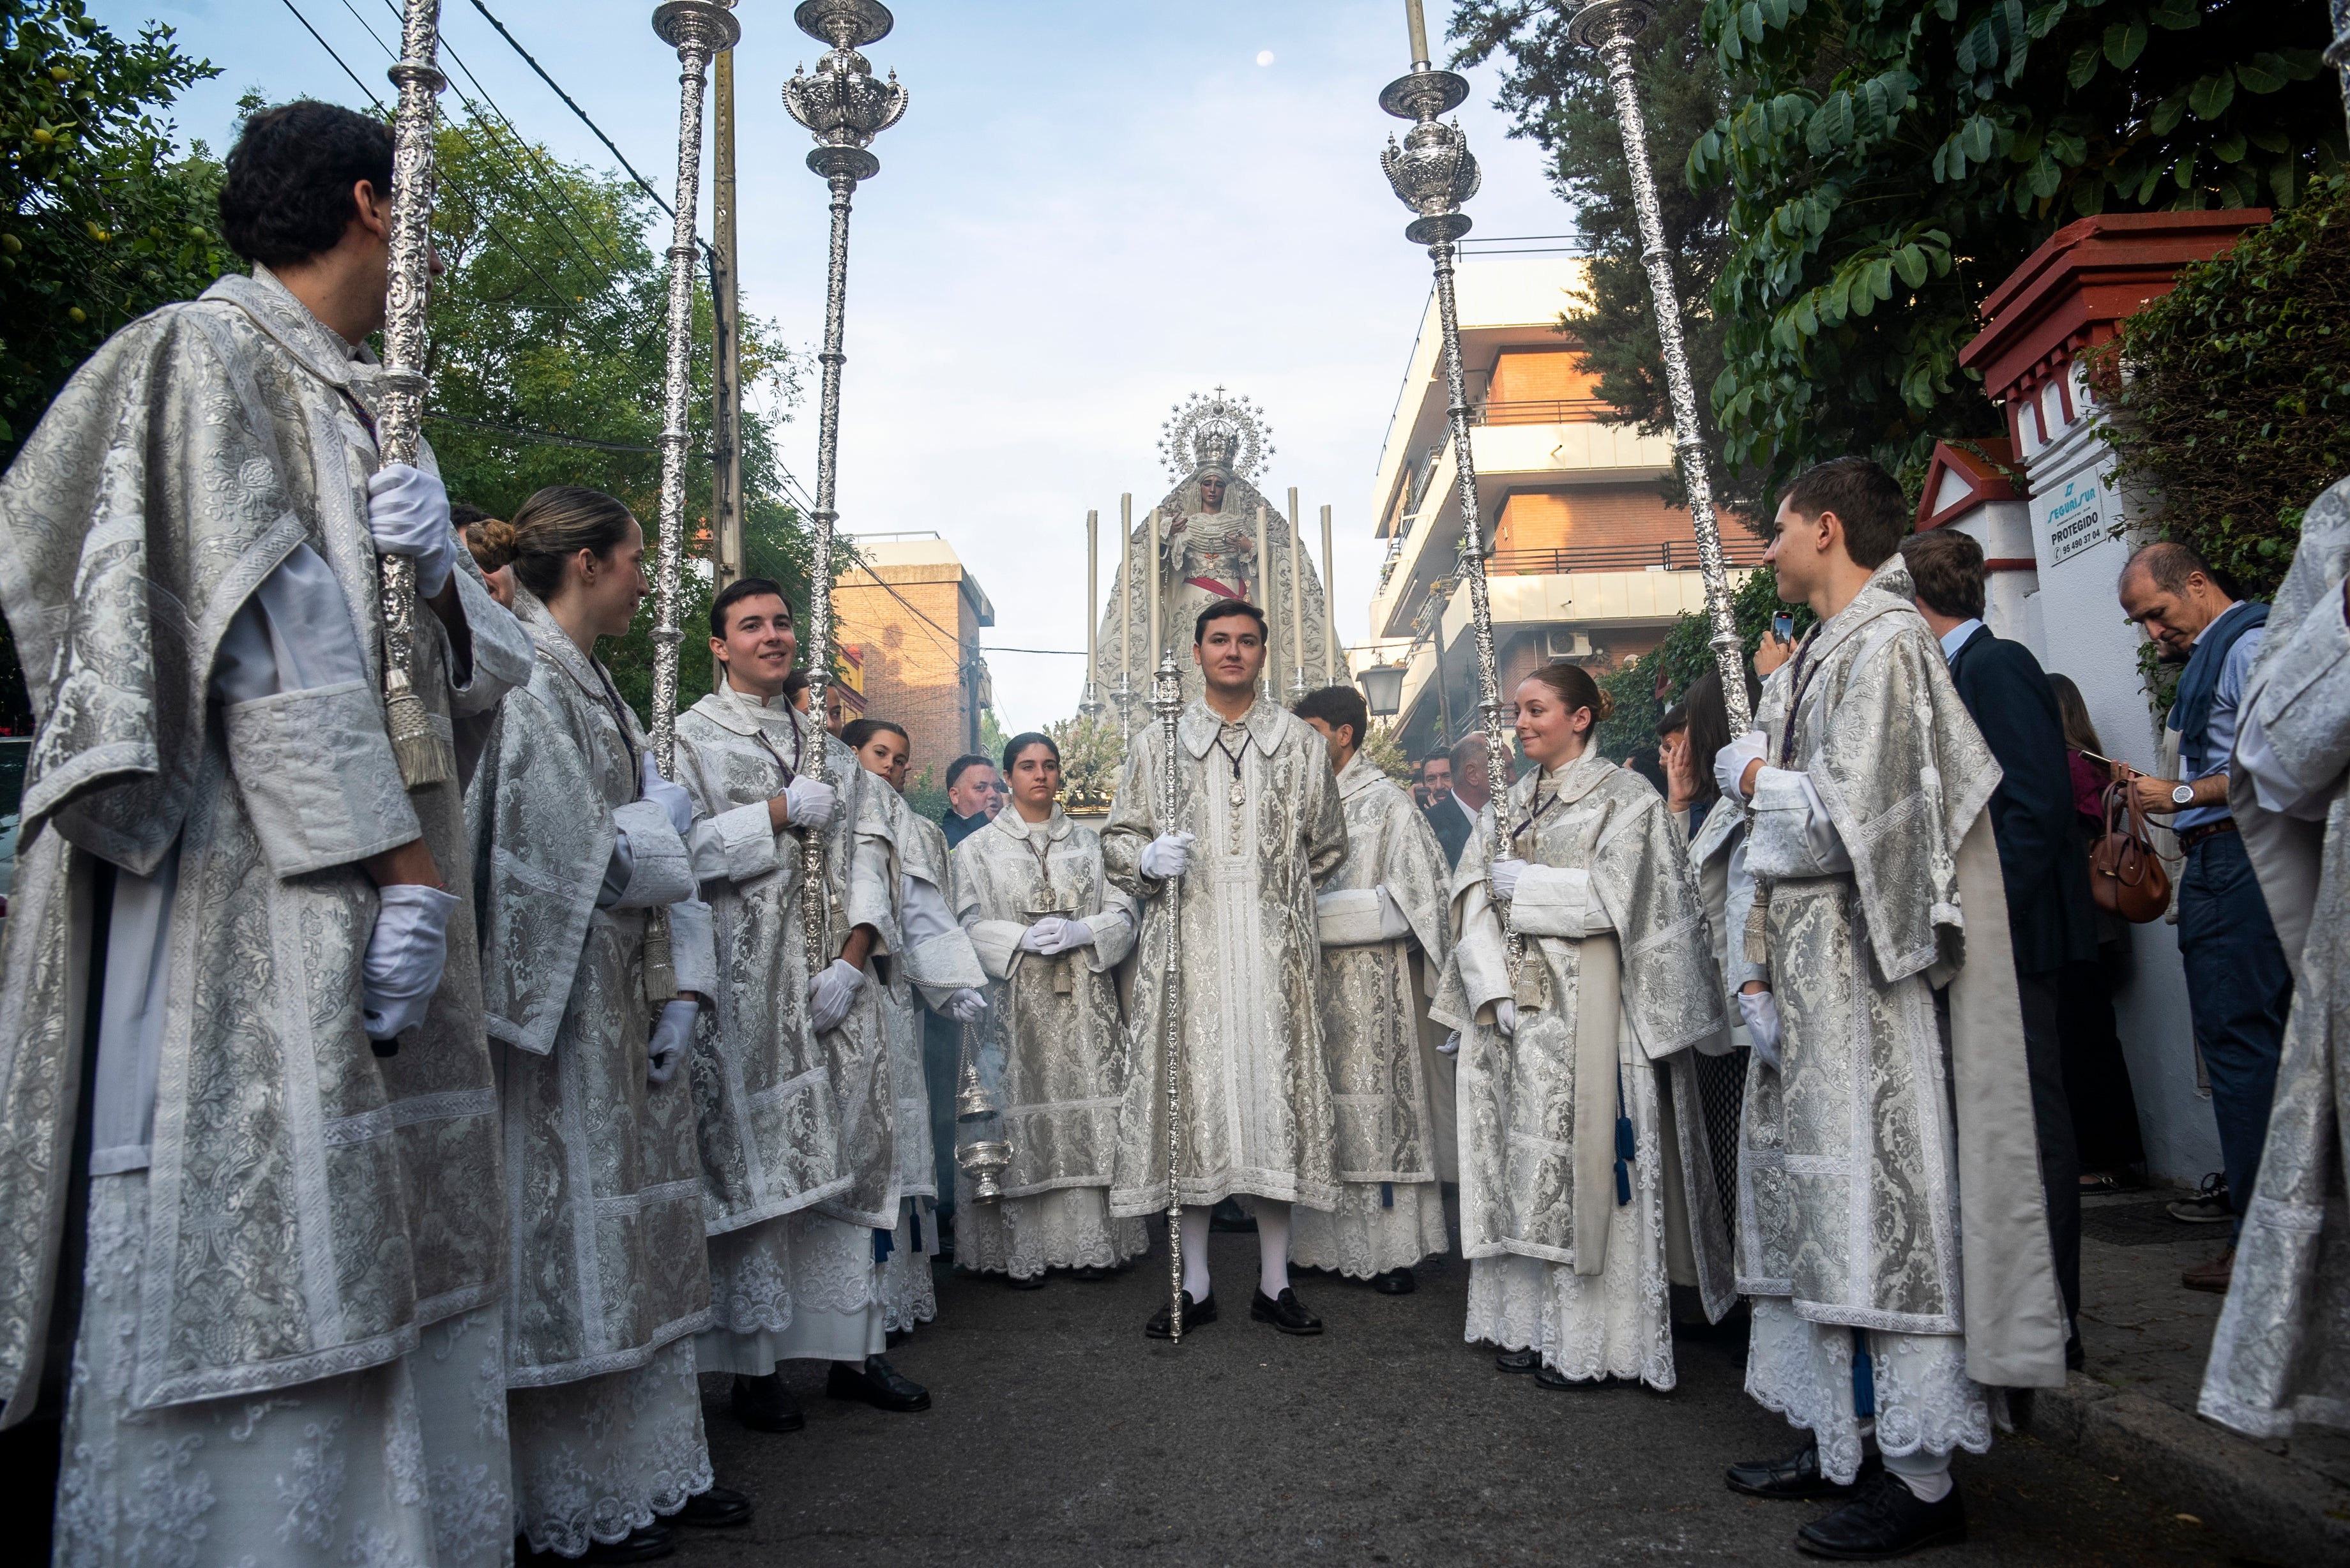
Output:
[684, 1232, 2260, 1567]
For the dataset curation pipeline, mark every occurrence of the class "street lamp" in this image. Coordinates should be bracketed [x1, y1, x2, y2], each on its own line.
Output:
[1359, 658, 1406, 720]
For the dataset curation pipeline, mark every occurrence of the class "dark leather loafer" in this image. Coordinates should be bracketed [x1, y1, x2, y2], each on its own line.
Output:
[1006, 1271, 1046, 1290]
[730, 1372, 803, 1433]
[1370, 1267, 1416, 1295]
[1250, 1286, 1324, 1335]
[1726, 1436, 1874, 1500]
[1534, 1362, 1618, 1391]
[1795, 1470, 1966, 1559]
[1495, 1346, 1540, 1373]
[671, 1486, 752, 1528]
[825, 1355, 930, 1412]
[1144, 1290, 1216, 1338]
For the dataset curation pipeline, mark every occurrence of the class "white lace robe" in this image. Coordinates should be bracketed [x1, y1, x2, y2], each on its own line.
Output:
[1436, 754, 1734, 1387]
[1290, 752, 1453, 1279]
[1103, 698, 1348, 1216]
[951, 805, 1148, 1278]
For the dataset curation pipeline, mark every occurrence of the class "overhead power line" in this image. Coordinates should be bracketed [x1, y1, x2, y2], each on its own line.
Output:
[280, 0, 384, 107]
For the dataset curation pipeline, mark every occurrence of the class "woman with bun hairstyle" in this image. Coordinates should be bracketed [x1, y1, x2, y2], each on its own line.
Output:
[1434, 662, 1736, 1392]
[453, 501, 519, 608]
[465, 485, 747, 1557]
[950, 731, 1148, 1285]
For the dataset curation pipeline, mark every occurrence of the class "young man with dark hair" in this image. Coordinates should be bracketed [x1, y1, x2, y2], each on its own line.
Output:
[1288, 686, 1454, 1294]
[1710, 459, 2066, 1557]
[2115, 539, 2293, 1286]
[943, 753, 1001, 848]
[1103, 601, 1347, 1337]
[1901, 527, 2096, 1363]
[0, 99, 540, 1564]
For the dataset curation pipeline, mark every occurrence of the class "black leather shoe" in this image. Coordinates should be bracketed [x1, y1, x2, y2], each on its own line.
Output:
[1370, 1267, 1417, 1295]
[671, 1486, 752, 1528]
[1006, 1272, 1046, 1290]
[730, 1372, 803, 1433]
[1795, 1470, 1967, 1559]
[1250, 1287, 1324, 1335]
[825, 1355, 930, 1412]
[1144, 1290, 1216, 1338]
[1726, 1436, 1875, 1500]
[1534, 1362, 1617, 1391]
[1495, 1346, 1540, 1373]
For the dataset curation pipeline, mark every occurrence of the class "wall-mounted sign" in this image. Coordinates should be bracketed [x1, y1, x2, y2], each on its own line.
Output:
[2045, 476, 2105, 567]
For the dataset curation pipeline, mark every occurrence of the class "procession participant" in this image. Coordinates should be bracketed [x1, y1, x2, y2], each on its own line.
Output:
[669, 576, 848, 1435]
[943, 753, 1003, 848]
[1287, 686, 1454, 1295]
[467, 486, 749, 1559]
[455, 500, 519, 608]
[2201, 472, 2350, 1440]
[951, 732, 1147, 1286]
[1434, 665, 1735, 1392]
[0, 99, 534, 1566]
[1715, 458, 2065, 1559]
[841, 718, 987, 1343]
[1103, 600, 1347, 1338]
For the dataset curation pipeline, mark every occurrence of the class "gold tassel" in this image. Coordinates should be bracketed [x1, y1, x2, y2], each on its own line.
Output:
[384, 688, 453, 789]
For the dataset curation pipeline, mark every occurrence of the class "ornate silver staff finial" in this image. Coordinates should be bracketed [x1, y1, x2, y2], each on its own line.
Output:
[377, 1, 456, 790]
[647, 0, 741, 781]
[1566, 0, 1750, 734]
[1377, 2, 1523, 988]
[1151, 645, 1187, 1341]
[782, 0, 907, 982]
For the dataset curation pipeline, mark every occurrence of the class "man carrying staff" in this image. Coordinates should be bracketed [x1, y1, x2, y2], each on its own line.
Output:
[1103, 601, 1347, 1338]
[1288, 685, 1453, 1295]
[0, 102, 534, 1563]
[1713, 458, 2066, 1559]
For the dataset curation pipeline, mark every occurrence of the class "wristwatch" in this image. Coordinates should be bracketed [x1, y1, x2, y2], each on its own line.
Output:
[2171, 783, 2197, 807]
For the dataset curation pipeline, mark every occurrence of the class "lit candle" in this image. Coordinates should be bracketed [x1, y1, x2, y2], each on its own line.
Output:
[1288, 487, 1307, 686]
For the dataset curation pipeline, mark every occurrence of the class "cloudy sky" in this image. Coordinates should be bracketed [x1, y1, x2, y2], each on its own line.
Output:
[96, 1, 1578, 732]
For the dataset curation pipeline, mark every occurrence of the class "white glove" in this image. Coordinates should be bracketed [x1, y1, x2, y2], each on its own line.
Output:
[1035, 917, 1093, 956]
[944, 987, 987, 1023]
[647, 997, 697, 1085]
[782, 774, 837, 831]
[1019, 917, 1065, 953]
[1139, 831, 1196, 879]
[1439, 1030, 1461, 1057]
[807, 956, 866, 1034]
[1489, 858, 1528, 901]
[1715, 731, 1768, 804]
[365, 462, 456, 599]
[1494, 999, 1517, 1038]
[641, 757, 695, 837]
[1738, 988, 1783, 1070]
[362, 883, 460, 1041]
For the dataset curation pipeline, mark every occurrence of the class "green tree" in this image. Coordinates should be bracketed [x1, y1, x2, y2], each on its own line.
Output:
[1688, 0, 2345, 499]
[1452, 1, 1767, 514]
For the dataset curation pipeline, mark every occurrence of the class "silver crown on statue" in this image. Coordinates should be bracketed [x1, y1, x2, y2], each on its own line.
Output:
[1157, 386, 1273, 484]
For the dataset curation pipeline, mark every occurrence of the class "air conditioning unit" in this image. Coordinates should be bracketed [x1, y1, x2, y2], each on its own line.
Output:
[1543, 629, 1596, 661]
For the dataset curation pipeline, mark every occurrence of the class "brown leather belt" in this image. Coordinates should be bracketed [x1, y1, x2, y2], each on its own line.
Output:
[2178, 818, 2238, 850]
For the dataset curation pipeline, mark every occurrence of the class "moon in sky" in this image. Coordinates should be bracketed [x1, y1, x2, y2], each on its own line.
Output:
[1256, 50, 1275, 66]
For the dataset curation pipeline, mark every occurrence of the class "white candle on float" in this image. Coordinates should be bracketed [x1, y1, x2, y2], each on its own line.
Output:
[1288, 486, 1307, 686]
[1148, 507, 1163, 668]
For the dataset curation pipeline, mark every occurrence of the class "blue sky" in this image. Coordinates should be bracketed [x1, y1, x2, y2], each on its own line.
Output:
[95, 1, 1578, 733]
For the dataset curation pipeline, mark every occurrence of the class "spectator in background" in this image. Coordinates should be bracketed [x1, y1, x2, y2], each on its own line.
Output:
[453, 501, 517, 608]
[2116, 539, 2293, 1292]
[1902, 527, 2093, 1364]
[1408, 757, 1430, 810]
[1425, 734, 1490, 870]
[2048, 672, 2148, 1192]
[1420, 752, 1452, 815]
[943, 753, 1001, 848]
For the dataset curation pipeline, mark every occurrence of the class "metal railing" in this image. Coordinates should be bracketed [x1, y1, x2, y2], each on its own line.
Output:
[1470, 396, 1613, 426]
[1485, 538, 1768, 576]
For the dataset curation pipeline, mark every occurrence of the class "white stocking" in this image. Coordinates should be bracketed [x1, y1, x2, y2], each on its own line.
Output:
[1255, 1199, 1292, 1298]
[1879, 1445, 1953, 1503]
[1179, 1205, 1212, 1300]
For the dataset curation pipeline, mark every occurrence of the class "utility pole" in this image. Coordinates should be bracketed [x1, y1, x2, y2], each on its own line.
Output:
[710, 40, 745, 611]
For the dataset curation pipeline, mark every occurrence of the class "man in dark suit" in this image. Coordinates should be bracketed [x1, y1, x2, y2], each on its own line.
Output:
[1900, 529, 2098, 1366]
[1422, 736, 1488, 870]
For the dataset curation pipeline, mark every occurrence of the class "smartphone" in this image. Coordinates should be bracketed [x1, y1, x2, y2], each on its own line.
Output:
[1772, 612, 1795, 642]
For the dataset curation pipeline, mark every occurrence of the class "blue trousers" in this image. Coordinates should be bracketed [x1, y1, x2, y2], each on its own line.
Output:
[2174, 829, 2293, 1239]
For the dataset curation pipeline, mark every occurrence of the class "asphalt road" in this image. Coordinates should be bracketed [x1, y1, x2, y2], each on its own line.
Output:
[682, 1230, 2261, 1567]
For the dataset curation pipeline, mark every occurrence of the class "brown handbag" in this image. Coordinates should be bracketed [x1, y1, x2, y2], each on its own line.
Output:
[2088, 780, 2172, 923]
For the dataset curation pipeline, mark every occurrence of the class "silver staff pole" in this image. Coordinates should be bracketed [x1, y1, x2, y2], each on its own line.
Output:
[1568, 1, 1750, 733]
[782, 0, 908, 979]
[1153, 647, 1186, 1340]
[377, 1, 455, 790]
[1379, 1, 1524, 985]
